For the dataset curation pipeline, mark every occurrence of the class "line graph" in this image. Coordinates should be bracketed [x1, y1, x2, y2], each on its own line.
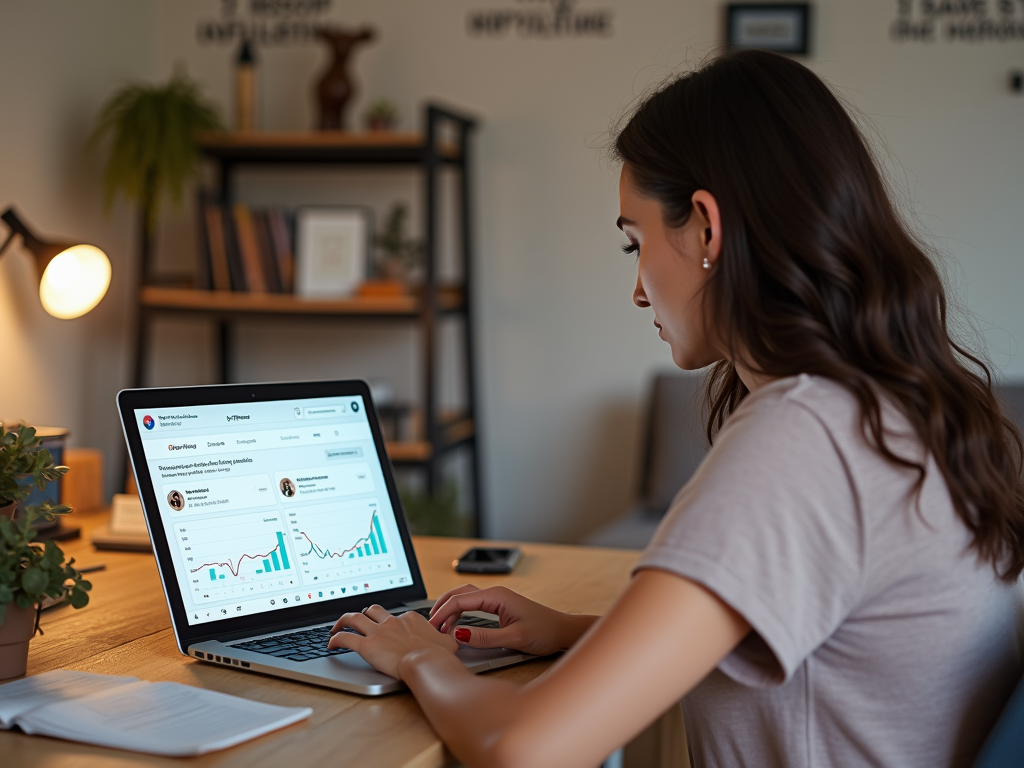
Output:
[173, 512, 296, 603]
[299, 511, 387, 561]
[190, 531, 291, 578]
[288, 500, 395, 578]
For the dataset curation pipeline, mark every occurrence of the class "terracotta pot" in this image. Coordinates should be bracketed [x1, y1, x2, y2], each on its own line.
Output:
[0, 502, 14, 520]
[0, 603, 36, 680]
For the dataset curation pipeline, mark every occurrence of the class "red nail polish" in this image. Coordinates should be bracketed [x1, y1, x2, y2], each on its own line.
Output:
[454, 627, 471, 643]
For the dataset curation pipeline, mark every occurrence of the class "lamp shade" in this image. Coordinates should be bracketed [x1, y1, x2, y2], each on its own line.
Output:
[0, 207, 111, 319]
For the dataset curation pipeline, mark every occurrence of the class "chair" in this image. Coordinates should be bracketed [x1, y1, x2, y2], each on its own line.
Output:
[972, 673, 1024, 767]
[587, 373, 707, 549]
[995, 383, 1024, 436]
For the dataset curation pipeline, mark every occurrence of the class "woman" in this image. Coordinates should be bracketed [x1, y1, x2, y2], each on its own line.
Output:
[327, 50, 1024, 768]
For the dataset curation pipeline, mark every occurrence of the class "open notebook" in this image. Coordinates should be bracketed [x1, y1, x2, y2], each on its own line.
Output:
[0, 670, 311, 756]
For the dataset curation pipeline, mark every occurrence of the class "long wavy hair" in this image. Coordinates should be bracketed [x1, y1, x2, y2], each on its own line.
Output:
[614, 50, 1024, 581]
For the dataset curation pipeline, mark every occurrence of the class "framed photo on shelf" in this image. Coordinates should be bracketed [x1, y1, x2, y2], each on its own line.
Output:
[726, 4, 810, 55]
[294, 207, 373, 298]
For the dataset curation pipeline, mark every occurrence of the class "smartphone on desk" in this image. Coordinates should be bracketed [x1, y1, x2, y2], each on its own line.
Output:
[453, 547, 522, 574]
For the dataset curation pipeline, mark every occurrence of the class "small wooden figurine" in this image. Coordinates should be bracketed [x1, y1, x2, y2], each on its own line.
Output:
[315, 27, 376, 130]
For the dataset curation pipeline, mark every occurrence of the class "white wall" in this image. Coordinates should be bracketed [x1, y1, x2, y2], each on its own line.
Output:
[2, 1, 1022, 542]
[0, 1, 156, 498]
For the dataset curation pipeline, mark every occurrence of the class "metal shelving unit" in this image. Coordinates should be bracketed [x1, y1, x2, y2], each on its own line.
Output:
[131, 104, 483, 535]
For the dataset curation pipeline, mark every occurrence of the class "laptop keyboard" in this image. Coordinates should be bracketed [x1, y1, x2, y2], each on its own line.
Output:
[229, 607, 500, 663]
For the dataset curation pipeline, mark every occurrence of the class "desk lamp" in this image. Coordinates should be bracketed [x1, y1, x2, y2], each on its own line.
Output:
[0, 206, 111, 319]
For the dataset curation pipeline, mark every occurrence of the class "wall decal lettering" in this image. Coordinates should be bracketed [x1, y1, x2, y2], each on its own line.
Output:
[891, 0, 1024, 42]
[197, 0, 334, 46]
[467, 0, 614, 38]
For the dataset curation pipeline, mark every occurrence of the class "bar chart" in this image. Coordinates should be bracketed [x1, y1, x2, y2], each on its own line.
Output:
[300, 512, 387, 561]
[289, 499, 396, 580]
[174, 512, 297, 603]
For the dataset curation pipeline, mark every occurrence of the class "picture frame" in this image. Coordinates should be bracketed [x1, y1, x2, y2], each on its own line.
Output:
[726, 3, 811, 55]
[294, 207, 373, 298]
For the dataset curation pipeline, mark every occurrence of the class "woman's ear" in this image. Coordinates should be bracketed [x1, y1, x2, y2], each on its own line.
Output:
[691, 190, 722, 264]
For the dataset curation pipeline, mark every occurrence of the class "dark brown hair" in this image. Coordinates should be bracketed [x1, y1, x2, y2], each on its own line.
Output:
[614, 49, 1024, 581]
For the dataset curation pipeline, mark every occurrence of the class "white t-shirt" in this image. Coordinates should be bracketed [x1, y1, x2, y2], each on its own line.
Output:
[634, 374, 1023, 768]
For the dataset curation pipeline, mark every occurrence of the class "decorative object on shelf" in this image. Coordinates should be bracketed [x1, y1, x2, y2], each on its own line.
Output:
[89, 66, 223, 279]
[726, 3, 811, 55]
[294, 207, 372, 298]
[0, 208, 111, 319]
[0, 425, 92, 680]
[374, 203, 423, 284]
[235, 38, 257, 131]
[315, 26, 376, 130]
[364, 98, 399, 131]
[60, 448, 105, 515]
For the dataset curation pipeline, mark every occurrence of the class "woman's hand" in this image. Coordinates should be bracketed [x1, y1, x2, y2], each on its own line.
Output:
[429, 584, 598, 656]
[327, 605, 458, 679]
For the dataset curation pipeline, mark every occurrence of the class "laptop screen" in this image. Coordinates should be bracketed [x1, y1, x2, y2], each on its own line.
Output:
[132, 395, 415, 626]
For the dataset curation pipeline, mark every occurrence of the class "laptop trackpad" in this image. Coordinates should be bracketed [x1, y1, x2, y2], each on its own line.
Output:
[456, 645, 525, 669]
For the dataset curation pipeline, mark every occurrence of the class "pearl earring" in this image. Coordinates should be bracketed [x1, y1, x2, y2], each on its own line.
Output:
[702, 258, 710, 270]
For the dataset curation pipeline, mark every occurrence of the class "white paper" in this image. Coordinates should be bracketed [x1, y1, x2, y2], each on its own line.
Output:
[0, 671, 312, 756]
[0, 669, 138, 728]
[109, 493, 148, 535]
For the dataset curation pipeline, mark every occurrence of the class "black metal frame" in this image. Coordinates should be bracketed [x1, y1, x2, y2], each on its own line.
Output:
[130, 104, 484, 536]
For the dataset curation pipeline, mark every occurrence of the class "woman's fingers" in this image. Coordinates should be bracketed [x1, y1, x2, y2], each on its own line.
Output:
[429, 586, 513, 630]
[428, 584, 479, 616]
[327, 629, 363, 651]
[329, 611, 375, 639]
[327, 612, 378, 649]
[452, 622, 525, 652]
[330, 604, 390, 636]
[362, 604, 391, 623]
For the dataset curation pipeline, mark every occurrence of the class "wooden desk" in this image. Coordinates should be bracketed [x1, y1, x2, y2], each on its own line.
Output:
[1, 508, 640, 767]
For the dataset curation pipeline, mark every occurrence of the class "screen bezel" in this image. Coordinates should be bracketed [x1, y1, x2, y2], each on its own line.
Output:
[117, 379, 427, 650]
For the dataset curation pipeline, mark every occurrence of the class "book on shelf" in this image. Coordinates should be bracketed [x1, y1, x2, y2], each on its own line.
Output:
[232, 204, 268, 293]
[196, 197, 297, 294]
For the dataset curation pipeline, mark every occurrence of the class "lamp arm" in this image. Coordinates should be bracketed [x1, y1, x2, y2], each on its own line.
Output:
[0, 229, 15, 260]
[1, 206, 27, 260]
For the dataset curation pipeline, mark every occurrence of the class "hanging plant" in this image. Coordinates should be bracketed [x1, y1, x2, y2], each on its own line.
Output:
[88, 66, 223, 237]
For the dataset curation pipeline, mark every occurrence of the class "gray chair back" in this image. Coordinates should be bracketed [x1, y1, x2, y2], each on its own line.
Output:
[637, 373, 708, 515]
[972, 674, 1024, 767]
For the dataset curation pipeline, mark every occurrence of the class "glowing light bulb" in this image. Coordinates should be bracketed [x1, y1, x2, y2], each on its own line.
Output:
[38, 244, 111, 319]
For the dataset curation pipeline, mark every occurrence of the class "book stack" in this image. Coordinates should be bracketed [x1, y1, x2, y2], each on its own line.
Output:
[196, 196, 295, 293]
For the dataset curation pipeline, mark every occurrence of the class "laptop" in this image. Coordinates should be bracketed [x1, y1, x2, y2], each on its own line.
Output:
[117, 379, 531, 695]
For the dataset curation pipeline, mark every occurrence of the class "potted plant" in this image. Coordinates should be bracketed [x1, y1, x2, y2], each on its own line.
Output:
[0, 425, 91, 680]
[88, 66, 223, 278]
[364, 98, 399, 131]
[374, 203, 424, 284]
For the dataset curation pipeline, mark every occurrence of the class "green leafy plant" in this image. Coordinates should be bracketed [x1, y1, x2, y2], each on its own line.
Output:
[0, 426, 90, 627]
[375, 203, 424, 279]
[0, 425, 70, 511]
[364, 98, 399, 130]
[88, 66, 223, 231]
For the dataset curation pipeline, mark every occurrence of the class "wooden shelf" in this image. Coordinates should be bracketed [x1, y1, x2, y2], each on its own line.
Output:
[197, 130, 461, 164]
[140, 286, 465, 317]
[386, 441, 433, 463]
[385, 416, 475, 464]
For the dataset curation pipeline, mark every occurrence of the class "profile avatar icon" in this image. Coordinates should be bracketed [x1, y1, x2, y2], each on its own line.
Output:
[167, 490, 185, 511]
[279, 478, 296, 497]
[143, 415, 155, 430]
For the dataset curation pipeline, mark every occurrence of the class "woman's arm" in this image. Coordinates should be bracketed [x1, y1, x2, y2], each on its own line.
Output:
[331, 569, 749, 768]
